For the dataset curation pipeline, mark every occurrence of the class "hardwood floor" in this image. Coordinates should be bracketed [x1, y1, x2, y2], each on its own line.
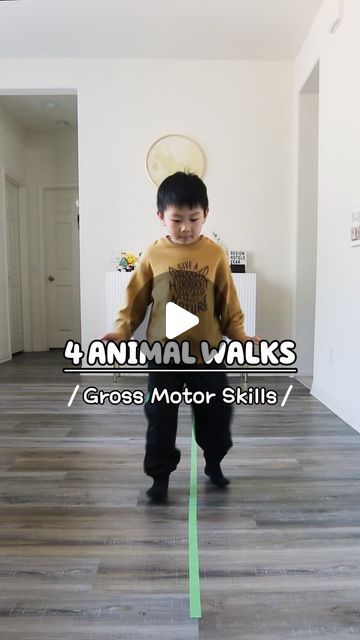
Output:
[0, 351, 360, 638]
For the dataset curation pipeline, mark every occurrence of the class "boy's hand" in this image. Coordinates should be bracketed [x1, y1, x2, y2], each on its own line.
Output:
[100, 332, 120, 342]
[244, 335, 262, 345]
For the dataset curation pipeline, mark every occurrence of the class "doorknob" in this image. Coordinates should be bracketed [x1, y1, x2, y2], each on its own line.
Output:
[48, 275, 55, 281]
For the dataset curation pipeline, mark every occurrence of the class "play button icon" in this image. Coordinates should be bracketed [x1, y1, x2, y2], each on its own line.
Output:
[165, 302, 199, 339]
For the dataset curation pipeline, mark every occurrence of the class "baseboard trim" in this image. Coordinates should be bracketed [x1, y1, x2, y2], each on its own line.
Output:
[311, 383, 360, 435]
[296, 370, 313, 377]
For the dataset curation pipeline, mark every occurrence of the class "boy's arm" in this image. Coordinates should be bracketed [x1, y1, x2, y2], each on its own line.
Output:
[215, 252, 260, 343]
[102, 253, 153, 342]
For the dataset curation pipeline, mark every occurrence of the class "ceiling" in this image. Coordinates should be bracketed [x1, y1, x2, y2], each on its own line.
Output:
[0, 0, 323, 60]
[0, 0, 324, 132]
[0, 95, 77, 132]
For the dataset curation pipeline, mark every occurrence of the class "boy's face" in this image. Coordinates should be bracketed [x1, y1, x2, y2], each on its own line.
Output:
[157, 205, 208, 245]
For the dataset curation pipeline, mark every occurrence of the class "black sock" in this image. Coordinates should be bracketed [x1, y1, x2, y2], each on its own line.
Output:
[146, 476, 169, 502]
[204, 463, 230, 488]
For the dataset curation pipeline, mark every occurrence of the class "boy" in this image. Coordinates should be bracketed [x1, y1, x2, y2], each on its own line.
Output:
[102, 171, 260, 502]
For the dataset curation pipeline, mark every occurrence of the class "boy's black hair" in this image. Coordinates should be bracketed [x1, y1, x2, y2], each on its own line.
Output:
[157, 171, 208, 214]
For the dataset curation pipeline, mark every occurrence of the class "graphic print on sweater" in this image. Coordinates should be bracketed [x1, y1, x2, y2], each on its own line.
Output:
[168, 262, 209, 315]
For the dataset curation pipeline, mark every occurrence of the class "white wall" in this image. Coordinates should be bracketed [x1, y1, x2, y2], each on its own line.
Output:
[77, 60, 294, 348]
[295, 0, 360, 431]
[0, 59, 294, 359]
[0, 104, 26, 362]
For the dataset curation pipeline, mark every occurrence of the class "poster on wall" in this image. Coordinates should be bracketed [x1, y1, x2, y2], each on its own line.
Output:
[350, 206, 360, 247]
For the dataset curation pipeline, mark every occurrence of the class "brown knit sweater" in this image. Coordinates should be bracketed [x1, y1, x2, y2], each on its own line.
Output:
[114, 235, 246, 363]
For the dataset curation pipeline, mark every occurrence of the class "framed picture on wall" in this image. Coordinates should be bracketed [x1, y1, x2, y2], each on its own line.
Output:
[145, 134, 205, 187]
[229, 250, 247, 272]
[350, 206, 360, 246]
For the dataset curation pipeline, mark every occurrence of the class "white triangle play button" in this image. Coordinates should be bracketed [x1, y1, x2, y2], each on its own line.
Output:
[165, 302, 199, 339]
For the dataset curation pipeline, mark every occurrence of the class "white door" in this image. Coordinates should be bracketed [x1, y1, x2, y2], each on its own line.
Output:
[6, 179, 24, 354]
[44, 187, 81, 347]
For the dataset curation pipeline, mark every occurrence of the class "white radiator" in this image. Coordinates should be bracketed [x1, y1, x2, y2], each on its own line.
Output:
[231, 273, 256, 335]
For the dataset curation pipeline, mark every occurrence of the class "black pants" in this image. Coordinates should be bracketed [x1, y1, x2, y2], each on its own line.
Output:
[143, 366, 233, 478]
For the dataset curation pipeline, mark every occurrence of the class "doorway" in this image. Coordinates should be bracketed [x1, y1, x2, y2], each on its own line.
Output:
[295, 62, 319, 389]
[0, 92, 79, 359]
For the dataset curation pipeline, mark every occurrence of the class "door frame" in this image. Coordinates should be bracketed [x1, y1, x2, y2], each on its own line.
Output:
[38, 183, 80, 350]
[293, 61, 319, 383]
[1, 166, 31, 360]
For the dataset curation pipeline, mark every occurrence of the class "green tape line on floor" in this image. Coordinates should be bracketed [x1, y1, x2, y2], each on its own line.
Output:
[188, 423, 202, 618]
